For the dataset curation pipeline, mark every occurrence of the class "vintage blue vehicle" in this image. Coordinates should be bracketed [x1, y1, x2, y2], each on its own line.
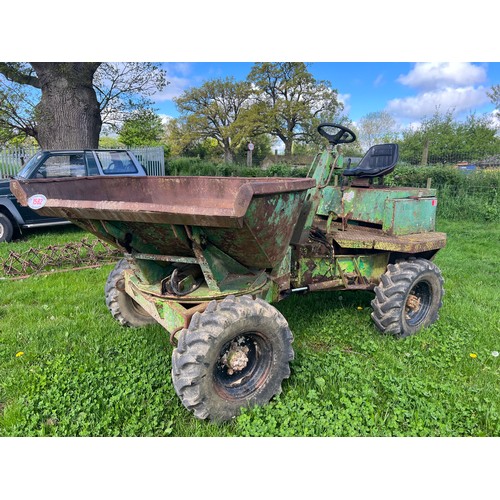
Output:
[0, 149, 147, 242]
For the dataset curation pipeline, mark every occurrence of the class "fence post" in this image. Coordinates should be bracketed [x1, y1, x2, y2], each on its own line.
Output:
[421, 139, 429, 166]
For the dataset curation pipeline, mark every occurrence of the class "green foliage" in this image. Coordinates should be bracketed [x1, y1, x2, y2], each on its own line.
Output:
[0, 67, 39, 146]
[247, 62, 342, 155]
[118, 109, 165, 147]
[98, 135, 126, 149]
[487, 84, 500, 110]
[234, 134, 272, 161]
[173, 77, 253, 162]
[397, 110, 500, 165]
[165, 157, 308, 178]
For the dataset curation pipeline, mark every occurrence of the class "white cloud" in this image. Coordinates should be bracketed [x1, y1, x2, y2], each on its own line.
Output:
[397, 62, 487, 90]
[387, 62, 491, 121]
[407, 121, 423, 131]
[151, 63, 196, 102]
[171, 63, 192, 77]
[154, 75, 192, 101]
[373, 74, 384, 87]
[338, 93, 351, 114]
[488, 110, 500, 131]
[158, 114, 174, 125]
[386, 86, 489, 119]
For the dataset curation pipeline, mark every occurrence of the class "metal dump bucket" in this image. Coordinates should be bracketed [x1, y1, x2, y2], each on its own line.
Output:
[11, 176, 315, 269]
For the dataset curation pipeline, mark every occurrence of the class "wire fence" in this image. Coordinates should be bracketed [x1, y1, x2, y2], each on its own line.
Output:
[263, 151, 500, 170]
[0, 146, 165, 178]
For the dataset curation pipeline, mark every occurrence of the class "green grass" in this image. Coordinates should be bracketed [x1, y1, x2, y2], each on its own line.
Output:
[0, 220, 499, 436]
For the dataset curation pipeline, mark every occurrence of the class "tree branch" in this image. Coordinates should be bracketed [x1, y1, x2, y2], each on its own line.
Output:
[0, 63, 40, 88]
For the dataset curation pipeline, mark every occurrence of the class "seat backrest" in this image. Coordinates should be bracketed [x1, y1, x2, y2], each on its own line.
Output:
[343, 143, 399, 178]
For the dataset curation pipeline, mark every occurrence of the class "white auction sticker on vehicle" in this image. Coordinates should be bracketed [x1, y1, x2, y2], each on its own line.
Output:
[28, 194, 47, 210]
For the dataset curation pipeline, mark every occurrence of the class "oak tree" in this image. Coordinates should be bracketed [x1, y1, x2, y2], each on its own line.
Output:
[247, 62, 342, 155]
[0, 62, 167, 149]
[173, 77, 253, 163]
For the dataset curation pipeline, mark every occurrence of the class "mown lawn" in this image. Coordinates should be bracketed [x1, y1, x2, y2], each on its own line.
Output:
[0, 220, 499, 436]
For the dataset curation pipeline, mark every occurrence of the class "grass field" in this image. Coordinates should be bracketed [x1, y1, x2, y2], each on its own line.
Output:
[0, 220, 499, 437]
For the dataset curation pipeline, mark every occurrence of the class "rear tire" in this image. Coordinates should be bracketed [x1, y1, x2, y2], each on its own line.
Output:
[105, 259, 156, 327]
[172, 295, 294, 422]
[371, 258, 444, 338]
[0, 213, 14, 243]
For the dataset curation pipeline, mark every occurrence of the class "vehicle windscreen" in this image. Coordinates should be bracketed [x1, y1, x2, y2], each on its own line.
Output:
[16, 152, 45, 179]
[96, 151, 138, 174]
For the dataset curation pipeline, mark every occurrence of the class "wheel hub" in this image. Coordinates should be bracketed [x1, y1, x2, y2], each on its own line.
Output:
[406, 294, 421, 313]
[220, 339, 250, 375]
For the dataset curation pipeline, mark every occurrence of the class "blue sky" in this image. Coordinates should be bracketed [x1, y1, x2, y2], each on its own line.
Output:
[153, 62, 500, 128]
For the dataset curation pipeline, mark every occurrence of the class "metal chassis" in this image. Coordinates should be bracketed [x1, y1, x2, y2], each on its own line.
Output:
[119, 145, 446, 341]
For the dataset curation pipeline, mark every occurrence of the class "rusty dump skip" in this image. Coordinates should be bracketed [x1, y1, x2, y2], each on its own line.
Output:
[11, 176, 316, 269]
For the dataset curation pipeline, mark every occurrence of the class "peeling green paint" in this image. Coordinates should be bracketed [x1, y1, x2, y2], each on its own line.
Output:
[295, 253, 389, 288]
[318, 186, 438, 234]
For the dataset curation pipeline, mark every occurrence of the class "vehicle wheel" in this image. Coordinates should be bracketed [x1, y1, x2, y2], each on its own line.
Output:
[172, 294, 294, 422]
[371, 258, 444, 338]
[105, 258, 156, 327]
[0, 213, 14, 243]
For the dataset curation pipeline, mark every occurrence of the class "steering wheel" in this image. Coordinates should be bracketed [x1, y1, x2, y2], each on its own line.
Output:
[317, 123, 356, 145]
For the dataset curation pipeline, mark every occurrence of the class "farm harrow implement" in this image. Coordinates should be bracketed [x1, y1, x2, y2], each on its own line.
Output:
[0, 238, 121, 279]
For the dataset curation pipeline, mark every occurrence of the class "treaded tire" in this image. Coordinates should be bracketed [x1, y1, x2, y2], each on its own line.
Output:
[371, 258, 444, 338]
[105, 259, 156, 327]
[0, 213, 14, 243]
[172, 294, 294, 422]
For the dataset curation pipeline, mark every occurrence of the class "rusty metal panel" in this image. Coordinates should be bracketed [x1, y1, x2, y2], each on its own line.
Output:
[331, 225, 447, 253]
[318, 185, 438, 231]
[11, 176, 314, 269]
[382, 197, 437, 235]
[11, 176, 314, 226]
[204, 190, 309, 268]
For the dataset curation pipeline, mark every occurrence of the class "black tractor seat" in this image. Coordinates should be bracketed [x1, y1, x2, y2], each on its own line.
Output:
[343, 143, 399, 178]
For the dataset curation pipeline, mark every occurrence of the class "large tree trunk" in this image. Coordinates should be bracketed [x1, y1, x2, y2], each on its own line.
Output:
[223, 149, 234, 163]
[222, 138, 234, 163]
[284, 139, 293, 156]
[31, 63, 102, 149]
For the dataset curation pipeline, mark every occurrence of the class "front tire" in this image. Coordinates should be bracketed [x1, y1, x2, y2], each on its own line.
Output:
[0, 213, 14, 243]
[105, 259, 156, 327]
[371, 258, 444, 338]
[172, 295, 294, 422]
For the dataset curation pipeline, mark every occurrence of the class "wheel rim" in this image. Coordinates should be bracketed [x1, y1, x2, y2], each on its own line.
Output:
[404, 280, 432, 327]
[214, 332, 273, 401]
[127, 295, 151, 318]
[117, 276, 150, 318]
[0, 223, 4, 239]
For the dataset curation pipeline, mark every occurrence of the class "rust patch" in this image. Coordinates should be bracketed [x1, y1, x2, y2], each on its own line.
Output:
[11, 176, 314, 228]
[326, 222, 446, 253]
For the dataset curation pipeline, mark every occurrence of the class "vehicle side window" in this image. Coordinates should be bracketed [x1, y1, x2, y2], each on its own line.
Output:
[85, 152, 100, 175]
[97, 152, 138, 175]
[34, 154, 87, 178]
